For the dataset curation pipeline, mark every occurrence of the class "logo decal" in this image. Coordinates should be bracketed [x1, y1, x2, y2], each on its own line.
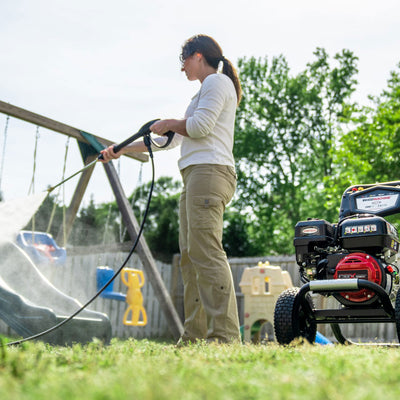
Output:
[302, 227, 319, 235]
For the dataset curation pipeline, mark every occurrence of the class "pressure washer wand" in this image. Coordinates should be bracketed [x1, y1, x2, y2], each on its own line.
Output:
[47, 119, 174, 194]
[47, 158, 98, 193]
[96, 118, 160, 161]
[98, 118, 175, 158]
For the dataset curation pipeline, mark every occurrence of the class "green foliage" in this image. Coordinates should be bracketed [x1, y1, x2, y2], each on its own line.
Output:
[1, 339, 400, 400]
[327, 63, 400, 229]
[232, 48, 359, 254]
[334, 63, 400, 185]
[222, 209, 259, 257]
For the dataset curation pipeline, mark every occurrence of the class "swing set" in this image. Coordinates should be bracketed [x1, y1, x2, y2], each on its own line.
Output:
[0, 100, 183, 341]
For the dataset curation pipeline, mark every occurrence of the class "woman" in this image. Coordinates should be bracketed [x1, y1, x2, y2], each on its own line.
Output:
[101, 34, 242, 344]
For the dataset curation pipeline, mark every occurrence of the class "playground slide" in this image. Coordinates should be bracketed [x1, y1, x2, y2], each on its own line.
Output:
[0, 241, 111, 345]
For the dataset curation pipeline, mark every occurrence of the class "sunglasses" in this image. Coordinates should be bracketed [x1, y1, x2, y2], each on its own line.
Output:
[179, 48, 196, 64]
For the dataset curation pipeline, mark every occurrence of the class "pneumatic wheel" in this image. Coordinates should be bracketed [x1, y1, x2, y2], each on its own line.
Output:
[274, 287, 317, 345]
[395, 288, 400, 343]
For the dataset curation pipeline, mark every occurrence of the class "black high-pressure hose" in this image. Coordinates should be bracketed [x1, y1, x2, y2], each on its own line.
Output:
[3, 121, 175, 347]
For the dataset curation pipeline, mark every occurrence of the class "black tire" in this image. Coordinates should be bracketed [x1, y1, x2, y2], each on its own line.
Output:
[395, 288, 400, 343]
[274, 287, 317, 345]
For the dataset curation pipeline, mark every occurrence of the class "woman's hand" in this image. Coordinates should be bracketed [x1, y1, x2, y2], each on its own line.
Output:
[150, 120, 171, 136]
[150, 118, 188, 137]
[99, 145, 121, 163]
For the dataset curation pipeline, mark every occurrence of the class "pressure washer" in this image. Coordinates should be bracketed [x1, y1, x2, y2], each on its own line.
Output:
[274, 181, 400, 346]
[3, 120, 174, 346]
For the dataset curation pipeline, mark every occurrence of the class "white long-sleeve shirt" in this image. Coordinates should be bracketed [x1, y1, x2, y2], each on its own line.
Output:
[179, 73, 237, 170]
[154, 73, 237, 170]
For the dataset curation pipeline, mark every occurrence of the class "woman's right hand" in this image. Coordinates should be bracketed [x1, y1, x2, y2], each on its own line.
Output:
[99, 145, 121, 163]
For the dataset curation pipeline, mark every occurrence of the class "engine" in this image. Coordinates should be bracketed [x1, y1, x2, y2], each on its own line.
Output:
[294, 215, 400, 306]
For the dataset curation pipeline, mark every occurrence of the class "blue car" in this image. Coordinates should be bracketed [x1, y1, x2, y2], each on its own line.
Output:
[16, 231, 67, 266]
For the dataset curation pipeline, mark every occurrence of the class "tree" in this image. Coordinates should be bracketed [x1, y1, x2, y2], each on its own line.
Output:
[329, 63, 400, 228]
[232, 48, 358, 254]
[222, 208, 259, 257]
[124, 176, 181, 262]
[334, 63, 400, 184]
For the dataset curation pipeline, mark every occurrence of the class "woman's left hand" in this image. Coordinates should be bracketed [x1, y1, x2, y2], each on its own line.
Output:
[150, 120, 170, 136]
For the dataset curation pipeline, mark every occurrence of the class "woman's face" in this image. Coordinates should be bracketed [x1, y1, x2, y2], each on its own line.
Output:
[181, 53, 201, 81]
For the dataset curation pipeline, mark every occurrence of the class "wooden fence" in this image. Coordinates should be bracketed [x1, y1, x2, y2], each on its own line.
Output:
[1, 247, 398, 343]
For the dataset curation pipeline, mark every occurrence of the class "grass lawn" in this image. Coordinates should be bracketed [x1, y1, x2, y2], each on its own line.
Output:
[0, 336, 399, 400]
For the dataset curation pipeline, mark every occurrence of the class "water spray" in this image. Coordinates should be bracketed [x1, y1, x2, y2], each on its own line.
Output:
[3, 120, 175, 346]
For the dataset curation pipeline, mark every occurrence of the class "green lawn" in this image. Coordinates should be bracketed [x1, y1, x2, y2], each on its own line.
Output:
[0, 337, 399, 400]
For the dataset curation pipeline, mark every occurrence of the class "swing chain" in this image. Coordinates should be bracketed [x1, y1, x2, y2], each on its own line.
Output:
[47, 137, 70, 235]
[0, 115, 10, 195]
[28, 126, 40, 196]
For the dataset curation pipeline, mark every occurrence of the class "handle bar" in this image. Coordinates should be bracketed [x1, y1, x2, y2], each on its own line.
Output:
[98, 119, 175, 160]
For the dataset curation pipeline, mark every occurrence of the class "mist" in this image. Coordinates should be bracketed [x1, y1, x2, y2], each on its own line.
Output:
[0, 192, 48, 245]
[0, 193, 111, 344]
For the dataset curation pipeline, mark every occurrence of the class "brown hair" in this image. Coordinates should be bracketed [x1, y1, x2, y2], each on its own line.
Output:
[180, 34, 242, 105]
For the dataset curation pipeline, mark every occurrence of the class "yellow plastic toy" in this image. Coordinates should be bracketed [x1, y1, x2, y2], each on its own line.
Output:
[121, 268, 147, 326]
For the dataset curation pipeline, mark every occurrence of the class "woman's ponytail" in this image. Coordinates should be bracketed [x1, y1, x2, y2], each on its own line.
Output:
[221, 58, 242, 105]
[181, 34, 242, 105]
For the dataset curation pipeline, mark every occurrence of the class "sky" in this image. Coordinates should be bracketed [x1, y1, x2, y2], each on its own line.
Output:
[0, 0, 399, 207]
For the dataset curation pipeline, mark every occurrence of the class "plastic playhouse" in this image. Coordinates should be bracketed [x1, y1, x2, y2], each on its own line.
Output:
[240, 261, 293, 343]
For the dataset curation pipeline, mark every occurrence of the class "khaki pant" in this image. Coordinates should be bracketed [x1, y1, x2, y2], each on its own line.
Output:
[179, 164, 240, 343]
